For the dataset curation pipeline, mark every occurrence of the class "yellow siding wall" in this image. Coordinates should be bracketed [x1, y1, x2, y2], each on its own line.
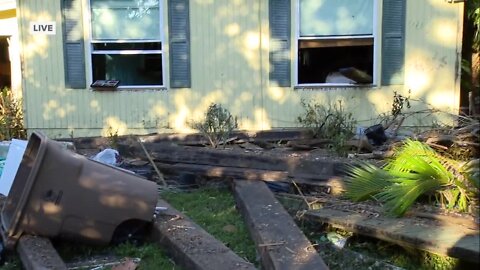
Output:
[265, 0, 463, 129]
[18, 0, 464, 138]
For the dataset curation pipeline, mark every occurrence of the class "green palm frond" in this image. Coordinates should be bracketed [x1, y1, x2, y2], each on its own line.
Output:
[461, 159, 480, 189]
[344, 163, 392, 201]
[386, 140, 454, 183]
[375, 177, 447, 216]
[344, 139, 478, 216]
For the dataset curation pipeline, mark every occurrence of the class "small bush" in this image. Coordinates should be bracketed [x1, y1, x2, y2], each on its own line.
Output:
[0, 87, 26, 140]
[297, 99, 356, 154]
[188, 103, 238, 148]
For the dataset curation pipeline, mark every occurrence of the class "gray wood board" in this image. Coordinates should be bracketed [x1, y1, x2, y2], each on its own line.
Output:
[152, 198, 256, 270]
[17, 235, 67, 270]
[304, 208, 479, 263]
[233, 180, 329, 270]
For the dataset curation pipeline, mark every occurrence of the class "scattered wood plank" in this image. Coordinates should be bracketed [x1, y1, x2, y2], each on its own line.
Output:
[304, 208, 480, 263]
[155, 162, 346, 194]
[140, 129, 312, 144]
[156, 162, 289, 181]
[152, 199, 256, 270]
[276, 193, 479, 231]
[233, 180, 328, 270]
[286, 139, 332, 150]
[120, 143, 345, 181]
[16, 235, 67, 270]
[237, 142, 266, 151]
[70, 129, 312, 149]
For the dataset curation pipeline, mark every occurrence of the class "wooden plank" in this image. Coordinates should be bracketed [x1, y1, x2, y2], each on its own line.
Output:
[233, 180, 328, 270]
[304, 208, 480, 263]
[156, 162, 289, 181]
[152, 199, 256, 270]
[155, 162, 346, 193]
[69, 129, 312, 148]
[16, 235, 67, 270]
[119, 143, 343, 179]
[276, 193, 479, 230]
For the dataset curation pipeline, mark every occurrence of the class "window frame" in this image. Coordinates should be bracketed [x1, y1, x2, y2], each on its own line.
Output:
[294, 0, 380, 87]
[85, 0, 166, 89]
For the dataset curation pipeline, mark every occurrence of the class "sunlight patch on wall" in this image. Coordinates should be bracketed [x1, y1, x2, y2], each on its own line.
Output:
[102, 117, 127, 136]
[366, 91, 391, 115]
[426, 90, 456, 111]
[151, 103, 168, 118]
[267, 86, 287, 103]
[21, 11, 52, 58]
[90, 100, 101, 113]
[239, 31, 261, 70]
[430, 19, 458, 48]
[171, 90, 196, 133]
[170, 107, 194, 133]
[405, 52, 433, 94]
[54, 103, 76, 118]
[190, 90, 225, 121]
[225, 23, 240, 36]
[239, 108, 270, 131]
[23, 35, 48, 59]
[42, 100, 59, 120]
[231, 91, 253, 117]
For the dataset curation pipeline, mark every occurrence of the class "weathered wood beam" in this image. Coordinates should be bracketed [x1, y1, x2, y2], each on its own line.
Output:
[233, 180, 329, 270]
[16, 235, 67, 270]
[155, 162, 346, 194]
[119, 143, 345, 181]
[304, 208, 480, 263]
[152, 199, 256, 270]
[70, 129, 312, 148]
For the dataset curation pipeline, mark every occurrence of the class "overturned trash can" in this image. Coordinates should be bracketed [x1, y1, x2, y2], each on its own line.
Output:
[0, 132, 158, 250]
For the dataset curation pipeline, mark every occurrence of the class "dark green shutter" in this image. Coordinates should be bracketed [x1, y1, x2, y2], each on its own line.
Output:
[62, 0, 86, 89]
[269, 0, 291, 87]
[382, 0, 406, 85]
[168, 0, 191, 88]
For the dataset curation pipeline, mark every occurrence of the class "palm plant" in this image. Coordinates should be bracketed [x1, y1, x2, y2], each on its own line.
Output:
[344, 140, 479, 216]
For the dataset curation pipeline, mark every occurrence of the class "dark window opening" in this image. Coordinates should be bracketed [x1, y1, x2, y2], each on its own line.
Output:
[0, 37, 11, 89]
[92, 42, 162, 51]
[298, 39, 374, 85]
[92, 54, 163, 86]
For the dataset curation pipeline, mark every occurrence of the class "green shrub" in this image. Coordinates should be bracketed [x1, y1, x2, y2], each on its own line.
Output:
[297, 99, 356, 155]
[188, 103, 237, 148]
[0, 87, 26, 140]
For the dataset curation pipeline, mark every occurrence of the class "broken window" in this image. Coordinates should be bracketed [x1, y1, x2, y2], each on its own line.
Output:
[297, 0, 375, 85]
[90, 0, 163, 88]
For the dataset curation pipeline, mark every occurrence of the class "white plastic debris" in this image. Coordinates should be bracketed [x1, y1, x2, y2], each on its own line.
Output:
[0, 139, 28, 196]
[326, 232, 349, 249]
[92, 148, 121, 166]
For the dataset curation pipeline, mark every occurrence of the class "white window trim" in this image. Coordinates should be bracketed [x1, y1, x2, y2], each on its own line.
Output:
[85, 0, 166, 89]
[294, 0, 379, 87]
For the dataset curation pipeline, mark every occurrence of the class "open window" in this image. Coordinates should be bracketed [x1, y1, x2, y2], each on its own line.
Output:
[90, 0, 163, 88]
[297, 0, 375, 86]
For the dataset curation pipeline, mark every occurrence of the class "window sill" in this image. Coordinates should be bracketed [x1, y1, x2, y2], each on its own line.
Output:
[294, 84, 377, 91]
[90, 87, 168, 92]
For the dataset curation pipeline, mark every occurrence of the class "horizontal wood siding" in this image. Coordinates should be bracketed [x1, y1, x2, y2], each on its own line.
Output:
[264, 0, 463, 129]
[18, 0, 463, 137]
[19, 0, 172, 138]
[189, 0, 264, 129]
